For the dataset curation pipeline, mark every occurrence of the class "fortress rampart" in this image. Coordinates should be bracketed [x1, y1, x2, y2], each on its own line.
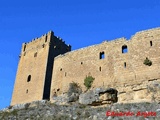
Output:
[50, 28, 160, 103]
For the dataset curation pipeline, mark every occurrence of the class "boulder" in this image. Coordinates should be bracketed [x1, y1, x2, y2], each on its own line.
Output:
[79, 88, 118, 105]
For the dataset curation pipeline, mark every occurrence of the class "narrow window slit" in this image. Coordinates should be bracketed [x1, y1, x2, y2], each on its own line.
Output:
[150, 41, 152, 46]
[34, 52, 37, 57]
[65, 72, 67, 76]
[124, 62, 126, 68]
[26, 89, 28, 93]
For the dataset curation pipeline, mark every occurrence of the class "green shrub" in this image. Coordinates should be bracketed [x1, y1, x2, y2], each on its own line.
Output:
[143, 57, 152, 66]
[84, 76, 95, 89]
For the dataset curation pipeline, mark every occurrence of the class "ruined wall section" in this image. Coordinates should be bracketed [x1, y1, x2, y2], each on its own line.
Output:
[50, 28, 160, 102]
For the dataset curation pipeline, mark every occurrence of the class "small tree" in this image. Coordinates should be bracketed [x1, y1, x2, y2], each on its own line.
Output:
[84, 75, 95, 90]
[143, 57, 152, 66]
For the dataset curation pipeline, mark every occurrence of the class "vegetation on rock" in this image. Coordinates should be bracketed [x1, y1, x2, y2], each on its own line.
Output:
[84, 75, 95, 89]
[68, 81, 82, 96]
[143, 57, 152, 66]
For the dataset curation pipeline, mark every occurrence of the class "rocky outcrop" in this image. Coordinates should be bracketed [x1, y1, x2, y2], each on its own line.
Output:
[79, 88, 118, 105]
[52, 82, 82, 105]
[118, 79, 160, 103]
[1, 101, 160, 120]
[147, 80, 160, 102]
[52, 87, 118, 106]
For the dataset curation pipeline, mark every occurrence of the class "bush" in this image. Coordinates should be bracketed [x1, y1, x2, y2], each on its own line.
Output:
[84, 76, 95, 90]
[143, 57, 152, 66]
[68, 81, 82, 96]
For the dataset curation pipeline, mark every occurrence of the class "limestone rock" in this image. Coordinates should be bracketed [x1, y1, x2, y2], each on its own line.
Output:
[79, 88, 118, 105]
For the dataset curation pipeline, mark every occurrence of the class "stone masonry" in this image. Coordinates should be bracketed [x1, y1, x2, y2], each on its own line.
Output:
[11, 27, 160, 105]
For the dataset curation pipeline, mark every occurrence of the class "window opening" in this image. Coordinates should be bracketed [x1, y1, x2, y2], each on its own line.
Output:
[122, 45, 128, 53]
[150, 41, 152, 46]
[65, 72, 67, 76]
[100, 52, 105, 59]
[27, 75, 31, 82]
[124, 62, 126, 68]
[26, 89, 28, 93]
[34, 52, 37, 57]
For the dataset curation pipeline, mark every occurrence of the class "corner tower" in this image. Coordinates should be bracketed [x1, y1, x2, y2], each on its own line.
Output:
[11, 31, 71, 105]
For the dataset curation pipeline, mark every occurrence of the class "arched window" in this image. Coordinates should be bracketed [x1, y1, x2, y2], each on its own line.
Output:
[100, 51, 105, 59]
[122, 45, 128, 53]
[27, 75, 31, 82]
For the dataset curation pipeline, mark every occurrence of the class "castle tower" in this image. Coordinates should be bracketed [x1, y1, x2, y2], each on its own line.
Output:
[11, 31, 71, 105]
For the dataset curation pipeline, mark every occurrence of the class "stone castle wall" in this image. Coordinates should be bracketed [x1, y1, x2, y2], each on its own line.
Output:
[11, 27, 160, 105]
[50, 28, 160, 103]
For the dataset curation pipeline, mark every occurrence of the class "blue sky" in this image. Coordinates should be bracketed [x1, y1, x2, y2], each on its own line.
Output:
[0, 0, 160, 109]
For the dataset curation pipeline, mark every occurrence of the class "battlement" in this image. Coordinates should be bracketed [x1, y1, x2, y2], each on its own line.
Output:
[21, 31, 52, 53]
[20, 31, 71, 56]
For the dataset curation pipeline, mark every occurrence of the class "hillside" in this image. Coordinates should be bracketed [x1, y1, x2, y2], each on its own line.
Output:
[0, 101, 160, 120]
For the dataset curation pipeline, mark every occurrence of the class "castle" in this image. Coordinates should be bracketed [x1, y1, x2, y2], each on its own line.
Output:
[11, 28, 160, 105]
